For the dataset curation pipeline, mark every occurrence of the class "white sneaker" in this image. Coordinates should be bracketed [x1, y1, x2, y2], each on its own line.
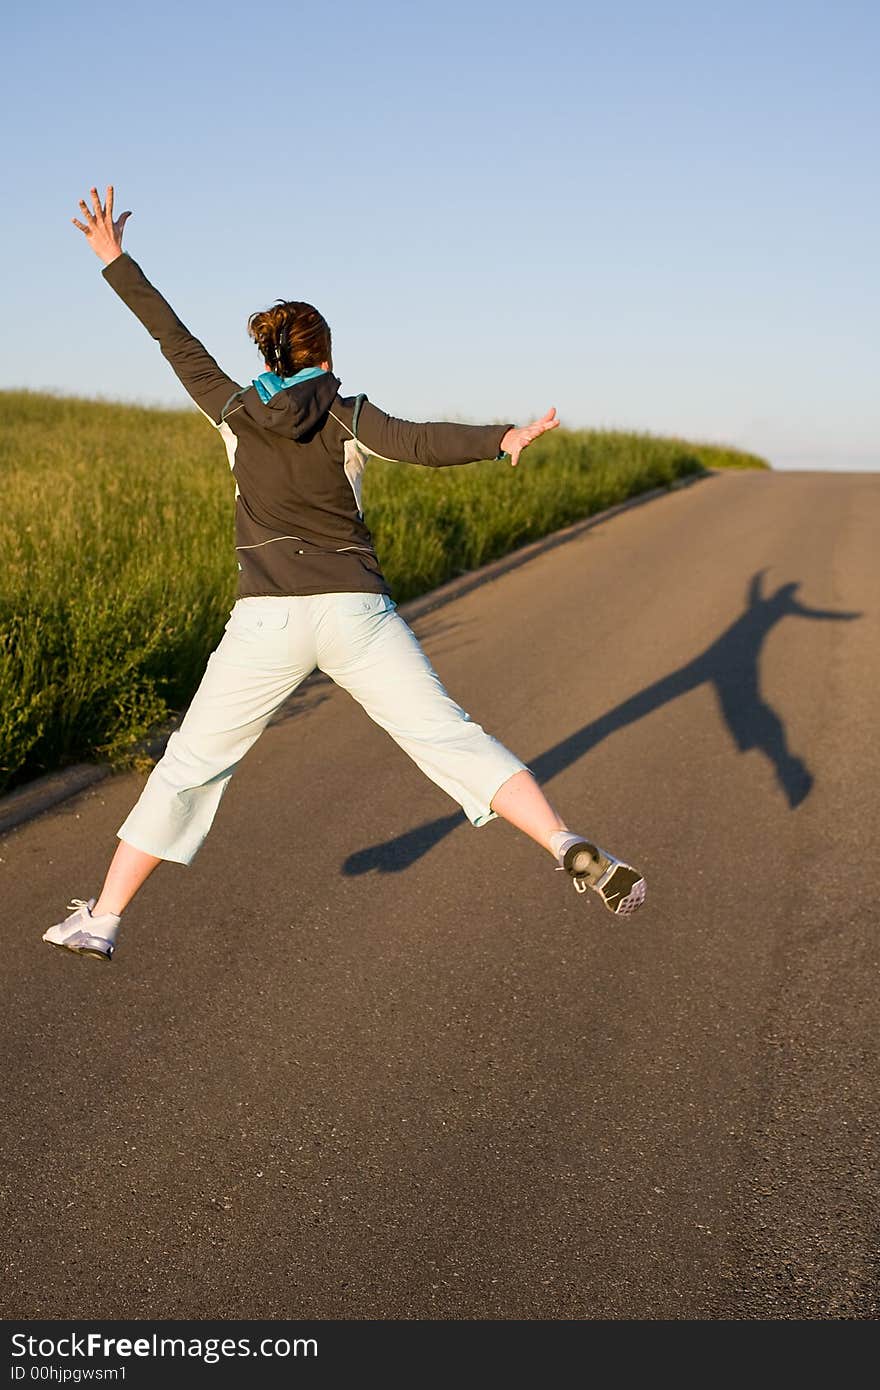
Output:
[42, 898, 120, 962]
[559, 841, 646, 917]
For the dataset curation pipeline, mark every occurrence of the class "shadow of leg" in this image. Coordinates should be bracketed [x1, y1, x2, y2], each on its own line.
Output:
[343, 810, 465, 876]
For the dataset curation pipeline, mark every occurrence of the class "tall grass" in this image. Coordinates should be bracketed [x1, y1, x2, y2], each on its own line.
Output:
[0, 390, 767, 792]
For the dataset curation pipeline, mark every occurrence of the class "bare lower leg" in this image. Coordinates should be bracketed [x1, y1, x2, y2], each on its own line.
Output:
[489, 770, 569, 854]
[93, 840, 163, 916]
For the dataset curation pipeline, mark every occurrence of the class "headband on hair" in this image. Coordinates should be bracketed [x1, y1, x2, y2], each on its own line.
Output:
[274, 323, 289, 373]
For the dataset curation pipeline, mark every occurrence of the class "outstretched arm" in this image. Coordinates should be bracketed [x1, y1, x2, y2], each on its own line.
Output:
[344, 401, 559, 470]
[72, 186, 243, 426]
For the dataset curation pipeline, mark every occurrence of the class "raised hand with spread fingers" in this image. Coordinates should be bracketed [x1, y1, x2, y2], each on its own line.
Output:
[72, 185, 132, 266]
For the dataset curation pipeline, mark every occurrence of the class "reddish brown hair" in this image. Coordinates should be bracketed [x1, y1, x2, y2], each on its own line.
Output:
[247, 301, 333, 376]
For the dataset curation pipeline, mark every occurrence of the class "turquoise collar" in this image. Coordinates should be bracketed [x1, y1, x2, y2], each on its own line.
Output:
[253, 366, 328, 403]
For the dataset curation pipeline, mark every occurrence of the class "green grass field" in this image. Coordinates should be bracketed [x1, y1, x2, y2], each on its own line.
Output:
[0, 390, 769, 793]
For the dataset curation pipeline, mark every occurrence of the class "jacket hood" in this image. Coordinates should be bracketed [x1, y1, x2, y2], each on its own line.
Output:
[240, 372, 341, 440]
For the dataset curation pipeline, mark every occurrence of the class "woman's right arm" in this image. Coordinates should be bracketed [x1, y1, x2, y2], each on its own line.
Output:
[73, 186, 242, 425]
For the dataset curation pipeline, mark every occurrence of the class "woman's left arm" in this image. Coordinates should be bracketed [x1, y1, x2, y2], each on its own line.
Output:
[348, 402, 560, 470]
[73, 186, 243, 426]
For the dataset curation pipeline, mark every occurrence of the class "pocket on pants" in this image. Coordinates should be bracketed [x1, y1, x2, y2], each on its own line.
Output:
[225, 602, 290, 641]
[333, 592, 395, 619]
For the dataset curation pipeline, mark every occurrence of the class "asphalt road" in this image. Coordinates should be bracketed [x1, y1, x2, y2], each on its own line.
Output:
[3, 469, 878, 1321]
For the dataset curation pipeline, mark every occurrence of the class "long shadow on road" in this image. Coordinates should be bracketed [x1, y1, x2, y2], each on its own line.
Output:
[343, 572, 861, 877]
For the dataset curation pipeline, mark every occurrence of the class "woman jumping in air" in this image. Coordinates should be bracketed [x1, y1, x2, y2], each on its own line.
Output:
[43, 186, 646, 962]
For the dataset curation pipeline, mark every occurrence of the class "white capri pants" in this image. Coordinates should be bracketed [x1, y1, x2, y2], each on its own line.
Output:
[118, 593, 529, 864]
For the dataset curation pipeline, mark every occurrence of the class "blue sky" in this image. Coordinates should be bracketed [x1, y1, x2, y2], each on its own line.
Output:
[3, 0, 877, 469]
